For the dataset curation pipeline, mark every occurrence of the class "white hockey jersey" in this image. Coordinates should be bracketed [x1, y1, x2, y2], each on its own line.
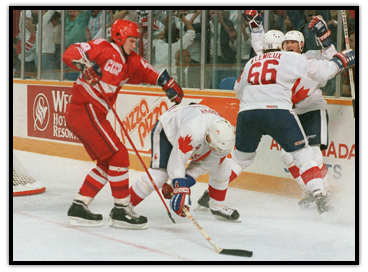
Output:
[251, 28, 337, 114]
[235, 39, 339, 112]
[157, 104, 229, 181]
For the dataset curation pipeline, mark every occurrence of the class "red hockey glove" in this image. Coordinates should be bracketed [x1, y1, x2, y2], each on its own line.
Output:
[157, 69, 184, 104]
[72, 52, 102, 86]
[83, 61, 102, 86]
[243, 10, 262, 30]
[307, 16, 332, 48]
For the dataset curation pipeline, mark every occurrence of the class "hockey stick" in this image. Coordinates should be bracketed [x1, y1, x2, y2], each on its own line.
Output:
[182, 207, 253, 257]
[97, 81, 176, 224]
[341, 10, 355, 118]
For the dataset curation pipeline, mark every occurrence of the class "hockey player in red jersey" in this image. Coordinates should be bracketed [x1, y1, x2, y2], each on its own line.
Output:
[63, 19, 183, 229]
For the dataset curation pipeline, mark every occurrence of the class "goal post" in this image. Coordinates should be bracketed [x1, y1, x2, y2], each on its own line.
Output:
[13, 151, 46, 196]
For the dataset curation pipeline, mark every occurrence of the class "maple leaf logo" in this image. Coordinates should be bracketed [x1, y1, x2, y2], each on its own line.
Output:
[291, 78, 310, 105]
[178, 135, 193, 154]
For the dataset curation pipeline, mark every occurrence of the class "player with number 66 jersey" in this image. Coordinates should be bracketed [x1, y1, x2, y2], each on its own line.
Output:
[232, 29, 354, 216]
[234, 45, 341, 112]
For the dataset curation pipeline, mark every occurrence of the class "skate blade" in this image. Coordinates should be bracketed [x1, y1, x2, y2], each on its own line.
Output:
[214, 215, 242, 223]
[321, 211, 334, 222]
[68, 216, 103, 227]
[108, 217, 148, 230]
[194, 205, 210, 213]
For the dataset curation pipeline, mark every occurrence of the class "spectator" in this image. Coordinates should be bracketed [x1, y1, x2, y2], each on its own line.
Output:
[35, 10, 61, 79]
[138, 17, 160, 59]
[138, 10, 167, 26]
[86, 10, 104, 41]
[54, 14, 62, 73]
[16, 13, 38, 78]
[174, 49, 200, 88]
[342, 30, 355, 97]
[64, 10, 89, 80]
[228, 13, 251, 65]
[183, 10, 202, 63]
[65, 10, 89, 49]
[206, 10, 236, 64]
[154, 13, 195, 80]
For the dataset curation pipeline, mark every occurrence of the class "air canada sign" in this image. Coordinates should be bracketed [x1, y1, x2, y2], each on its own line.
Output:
[27, 85, 81, 143]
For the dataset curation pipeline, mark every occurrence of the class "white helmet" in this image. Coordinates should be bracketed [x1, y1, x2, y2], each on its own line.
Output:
[205, 120, 235, 156]
[284, 30, 304, 52]
[262, 30, 285, 51]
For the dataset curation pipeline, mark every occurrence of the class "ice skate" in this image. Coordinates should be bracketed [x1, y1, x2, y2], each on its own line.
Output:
[194, 189, 210, 212]
[211, 205, 241, 222]
[68, 200, 103, 226]
[313, 190, 333, 216]
[298, 190, 316, 209]
[108, 203, 148, 230]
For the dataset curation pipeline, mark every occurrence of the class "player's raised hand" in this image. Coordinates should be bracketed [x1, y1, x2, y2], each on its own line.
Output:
[243, 10, 262, 30]
[308, 16, 332, 48]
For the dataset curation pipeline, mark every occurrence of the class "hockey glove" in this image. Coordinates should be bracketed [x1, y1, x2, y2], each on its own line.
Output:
[330, 49, 355, 71]
[157, 69, 184, 104]
[243, 10, 262, 31]
[307, 16, 332, 48]
[170, 175, 196, 217]
[72, 52, 102, 86]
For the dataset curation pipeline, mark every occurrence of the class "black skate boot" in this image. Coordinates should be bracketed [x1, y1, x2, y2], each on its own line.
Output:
[298, 191, 316, 209]
[108, 203, 148, 230]
[68, 200, 103, 226]
[194, 190, 210, 212]
[211, 206, 241, 222]
[314, 191, 330, 214]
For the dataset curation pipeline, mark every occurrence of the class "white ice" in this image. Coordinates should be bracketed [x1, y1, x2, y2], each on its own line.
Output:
[11, 150, 360, 267]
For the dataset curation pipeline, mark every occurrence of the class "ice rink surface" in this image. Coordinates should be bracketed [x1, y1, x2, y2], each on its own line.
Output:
[10, 150, 361, 269]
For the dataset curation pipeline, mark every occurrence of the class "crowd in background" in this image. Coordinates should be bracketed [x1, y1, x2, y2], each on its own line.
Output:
[12, 9, 356, 97]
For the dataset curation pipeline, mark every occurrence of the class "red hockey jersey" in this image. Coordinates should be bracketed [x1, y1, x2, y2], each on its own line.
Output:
[63, 38, 160, 114]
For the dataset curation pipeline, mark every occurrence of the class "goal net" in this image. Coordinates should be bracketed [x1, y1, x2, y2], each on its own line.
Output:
[13, 151, 46, 196]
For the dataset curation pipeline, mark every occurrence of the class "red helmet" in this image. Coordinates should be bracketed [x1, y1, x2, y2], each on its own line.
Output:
[111, 19, 140, 46]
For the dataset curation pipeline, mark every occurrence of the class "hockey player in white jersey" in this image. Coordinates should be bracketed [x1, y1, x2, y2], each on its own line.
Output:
[232, 28, 354, 215]
[129, 104, 241, 222]
[196, 11, 341, 212]
[243, 11, 337, 209]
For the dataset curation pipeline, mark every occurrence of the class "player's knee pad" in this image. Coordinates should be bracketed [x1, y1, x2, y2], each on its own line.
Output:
[108, 146, 129, 168]
[232, 149, 256, 170]
[280, 149, 294, 167]
[311, 145, 323, 167]
[131, 168, 168, 198]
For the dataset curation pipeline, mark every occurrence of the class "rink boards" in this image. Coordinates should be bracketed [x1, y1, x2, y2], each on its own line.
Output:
[12, 80, 356, 199]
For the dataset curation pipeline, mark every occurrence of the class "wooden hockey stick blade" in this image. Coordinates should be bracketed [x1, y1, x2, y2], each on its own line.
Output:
[182, 207, 252, 257]
[168, 212, 176, 224]
[220, 248, 253, 257]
